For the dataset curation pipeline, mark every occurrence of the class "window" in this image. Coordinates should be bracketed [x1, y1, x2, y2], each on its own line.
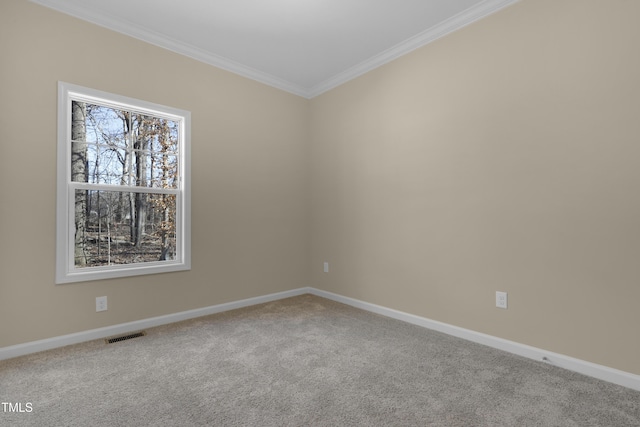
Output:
[56, 82, 190, 284]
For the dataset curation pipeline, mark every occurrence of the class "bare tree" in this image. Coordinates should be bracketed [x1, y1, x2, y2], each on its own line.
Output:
[132, 116, 151, 247]
[71, 101, 87, 266]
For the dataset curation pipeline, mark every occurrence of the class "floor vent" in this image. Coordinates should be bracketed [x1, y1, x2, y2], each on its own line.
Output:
[105, 331, 146, 344]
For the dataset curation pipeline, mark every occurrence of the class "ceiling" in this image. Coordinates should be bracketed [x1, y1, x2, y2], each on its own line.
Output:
[31, 0, 519, 98]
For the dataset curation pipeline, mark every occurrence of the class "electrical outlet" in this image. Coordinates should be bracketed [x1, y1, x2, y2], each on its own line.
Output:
[323, 262, 329, 273]
[96, 296, 107, 312]
[496, 291, 507, 309]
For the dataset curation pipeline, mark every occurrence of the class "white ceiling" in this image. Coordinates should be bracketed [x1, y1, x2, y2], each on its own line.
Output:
[31, 0, 519, 98]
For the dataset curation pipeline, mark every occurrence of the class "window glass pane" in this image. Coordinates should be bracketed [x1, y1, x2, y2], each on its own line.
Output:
[133, 115, 178, 152]
[150, 119, 180, 154]
[140, 153, 178, 189]
[85, 104, 129, 148]
[74, 190, 177, 268]
[82, 143, 129, 185]
[72, 102, 131, 184]
[71, 104, 180, 188]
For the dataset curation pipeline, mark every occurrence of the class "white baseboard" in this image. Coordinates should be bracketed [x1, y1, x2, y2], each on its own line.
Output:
[307, 288, 640, 392]
[0, 287, 309, 362]
[2, 286, 639, 392]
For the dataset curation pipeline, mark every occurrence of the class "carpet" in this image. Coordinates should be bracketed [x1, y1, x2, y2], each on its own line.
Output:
[1, 294, 639, 426]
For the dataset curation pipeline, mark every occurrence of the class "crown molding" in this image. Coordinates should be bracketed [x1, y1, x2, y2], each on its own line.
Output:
[29, 0, 310, 98]
[308, 0, 521, 98]
[31, 0, 519, 99]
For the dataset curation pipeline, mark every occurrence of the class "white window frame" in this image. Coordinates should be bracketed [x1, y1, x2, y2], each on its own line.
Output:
[56, 82, 191, 284]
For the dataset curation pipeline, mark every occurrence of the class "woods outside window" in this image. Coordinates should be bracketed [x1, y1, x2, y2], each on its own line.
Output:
[56, 82, 191, 284]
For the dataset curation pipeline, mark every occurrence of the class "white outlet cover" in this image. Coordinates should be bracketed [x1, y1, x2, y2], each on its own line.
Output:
[96, 296, 108, 312]
[496, 291, 508, 309]
[323, 262, 329, 273]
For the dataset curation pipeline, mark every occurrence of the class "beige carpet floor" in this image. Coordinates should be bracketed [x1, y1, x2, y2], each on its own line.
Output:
[1, 294, 639, 426]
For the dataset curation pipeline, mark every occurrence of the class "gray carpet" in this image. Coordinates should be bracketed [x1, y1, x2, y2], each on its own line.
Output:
[1, 294, 639, 426]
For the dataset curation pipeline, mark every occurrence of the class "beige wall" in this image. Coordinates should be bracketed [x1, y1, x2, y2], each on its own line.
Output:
[310, 0, 640, 375]
[0, 0, 310, 346]
[2, 0, 639, 377]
